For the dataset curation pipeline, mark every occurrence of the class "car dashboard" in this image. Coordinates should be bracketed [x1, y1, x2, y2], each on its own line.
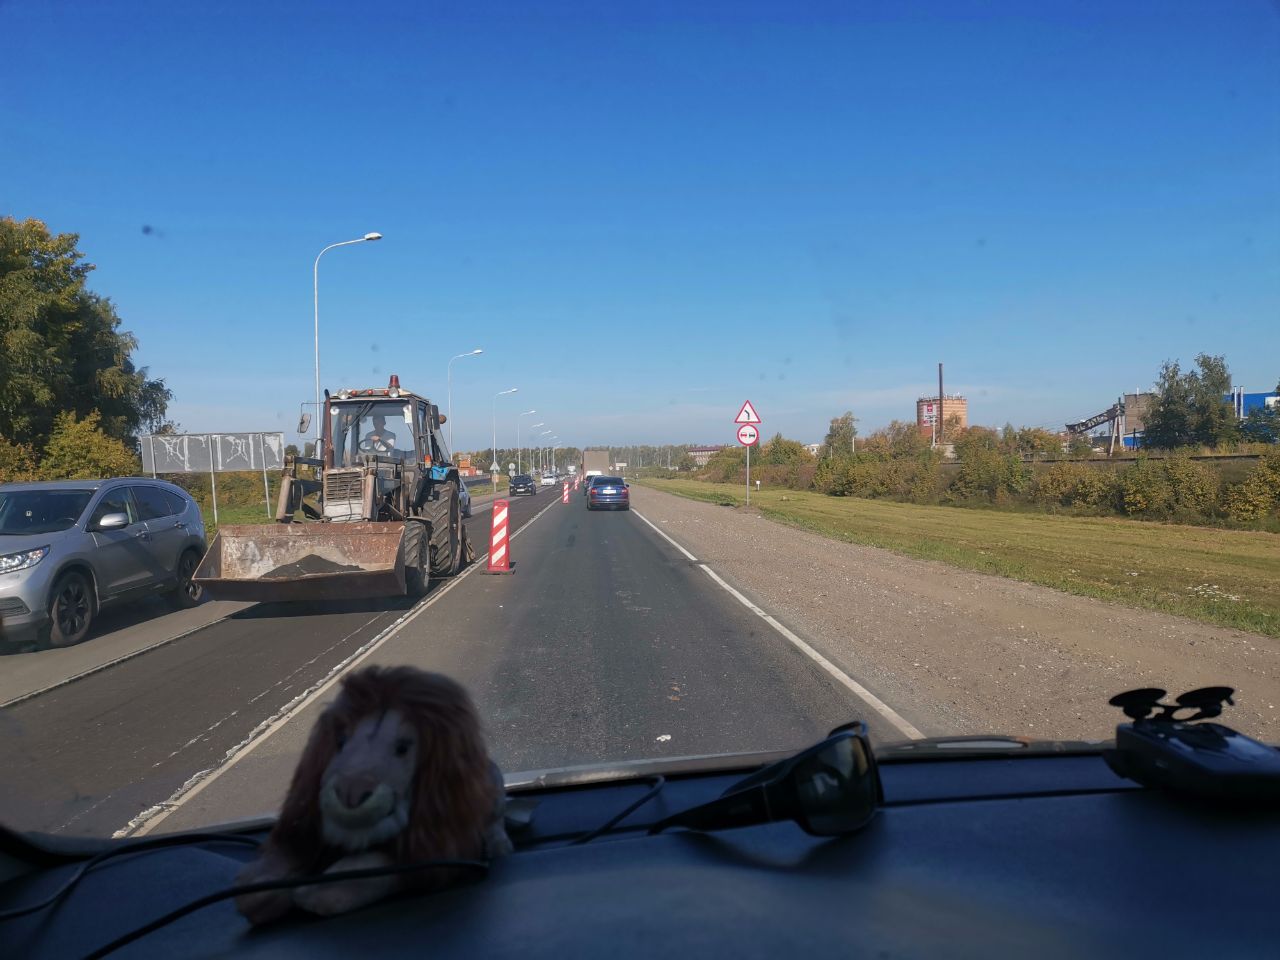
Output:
[3, 748, 1277, 959]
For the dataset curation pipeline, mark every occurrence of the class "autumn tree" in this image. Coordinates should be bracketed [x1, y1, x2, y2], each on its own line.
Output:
[38, 410, 141, 480]
[820, 411, 858, 457]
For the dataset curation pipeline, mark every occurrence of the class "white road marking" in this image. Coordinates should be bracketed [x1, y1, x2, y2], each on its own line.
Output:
[631, 510, 699, 562]
[631, 508, 924, 740]
[120, 495, 561, 838]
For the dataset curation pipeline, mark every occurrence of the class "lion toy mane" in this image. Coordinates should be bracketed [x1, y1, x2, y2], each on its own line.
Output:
[236, 666, 511, 924]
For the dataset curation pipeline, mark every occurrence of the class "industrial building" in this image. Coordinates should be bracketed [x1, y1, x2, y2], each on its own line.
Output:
[1105, 388, 1277, 449]
[916, 395, 968, 440]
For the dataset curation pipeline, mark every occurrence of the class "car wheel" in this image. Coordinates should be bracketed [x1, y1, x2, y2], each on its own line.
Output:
[48, 572, 93, 647]
[169, 548, 204, 609]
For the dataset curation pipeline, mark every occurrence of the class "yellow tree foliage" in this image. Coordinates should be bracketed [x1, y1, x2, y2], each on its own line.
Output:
[39, 410, 140, 480]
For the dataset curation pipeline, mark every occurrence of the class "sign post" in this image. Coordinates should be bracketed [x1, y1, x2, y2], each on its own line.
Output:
[735, 403, 761, 506]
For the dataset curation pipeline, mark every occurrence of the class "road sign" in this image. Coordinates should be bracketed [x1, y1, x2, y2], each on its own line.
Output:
[735, 400, 762, 424]
[489, 461, 500, 472]
[737, 424, 759, 446]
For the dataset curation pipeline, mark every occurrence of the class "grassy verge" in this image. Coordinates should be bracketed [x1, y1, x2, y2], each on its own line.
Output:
[638, 478, 1280, 638]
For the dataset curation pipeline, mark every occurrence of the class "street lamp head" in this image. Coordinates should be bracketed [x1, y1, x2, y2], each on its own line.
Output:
[470, 348, 483, 355]
[520, 409, 537, 416]
[363, 232, 383, 241]
[497, 387, 518, 397]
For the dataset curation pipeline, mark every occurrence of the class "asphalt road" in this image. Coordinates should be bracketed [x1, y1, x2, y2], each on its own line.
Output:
[0, 489, 550, 837]
[1, 485, 892, 839]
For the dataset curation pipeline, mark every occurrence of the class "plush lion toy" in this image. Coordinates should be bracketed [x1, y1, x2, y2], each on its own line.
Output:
[236, 666, 512, 925]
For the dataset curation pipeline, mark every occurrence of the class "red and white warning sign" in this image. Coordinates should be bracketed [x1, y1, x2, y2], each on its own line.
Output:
[734, 400, 762, 424]
[486, 499, 512, 574]
[737, 423, 759, 446]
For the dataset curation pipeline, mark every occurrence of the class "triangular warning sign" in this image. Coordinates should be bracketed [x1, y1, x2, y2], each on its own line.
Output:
[734, 400, 762, 424]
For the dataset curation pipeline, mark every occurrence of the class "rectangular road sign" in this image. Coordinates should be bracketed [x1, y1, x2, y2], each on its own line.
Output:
[735, 400, 762, 424]
[142, 432, 285, 474]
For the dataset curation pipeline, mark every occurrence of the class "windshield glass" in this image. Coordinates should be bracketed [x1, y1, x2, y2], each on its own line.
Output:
[1, 1, 1277, 843]
[0, 490, 94, 535]
[329, 401, 415, 466]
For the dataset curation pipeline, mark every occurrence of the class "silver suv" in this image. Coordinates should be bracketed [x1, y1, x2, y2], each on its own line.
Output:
[0, 478, 207, 649]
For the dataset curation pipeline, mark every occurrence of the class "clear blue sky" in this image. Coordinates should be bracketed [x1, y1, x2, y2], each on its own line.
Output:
[3, 0, 1277, 452]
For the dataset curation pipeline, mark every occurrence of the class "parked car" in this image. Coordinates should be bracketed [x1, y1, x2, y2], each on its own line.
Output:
[0, 478, 207, 649]
[586, 475, 630, 511]
[509, 474, 537, 497]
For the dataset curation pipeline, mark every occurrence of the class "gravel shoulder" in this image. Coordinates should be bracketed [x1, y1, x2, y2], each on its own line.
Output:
[630, 485, 1280, 742]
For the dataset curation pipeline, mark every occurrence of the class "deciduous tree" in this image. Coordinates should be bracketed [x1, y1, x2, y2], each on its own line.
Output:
[1143, 354, 1238, 449]
[0, 217, 172, 449]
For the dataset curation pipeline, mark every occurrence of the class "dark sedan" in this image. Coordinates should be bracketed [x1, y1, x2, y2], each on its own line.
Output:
[586, 475, 630, 511]
[509, 474, 537, 497]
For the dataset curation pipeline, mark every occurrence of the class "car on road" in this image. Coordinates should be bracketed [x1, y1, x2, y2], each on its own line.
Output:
[586, 475, 630, 511]
[540, 473, 557, 486]
[459, 481, 473, 518]
[509, 474, 537, 497]
[0, 478, 208, 650]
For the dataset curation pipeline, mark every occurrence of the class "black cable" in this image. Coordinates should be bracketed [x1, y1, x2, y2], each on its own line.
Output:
[570, 775, 665, 845]
[81, 857, 490, 960]
[0, 832, 262, 922]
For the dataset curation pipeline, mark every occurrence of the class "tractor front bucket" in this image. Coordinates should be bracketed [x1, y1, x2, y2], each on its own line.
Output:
[194, 522, 407, 602]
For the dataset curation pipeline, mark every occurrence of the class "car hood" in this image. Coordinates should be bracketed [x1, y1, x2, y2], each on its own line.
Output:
[0, 527, 83, 554]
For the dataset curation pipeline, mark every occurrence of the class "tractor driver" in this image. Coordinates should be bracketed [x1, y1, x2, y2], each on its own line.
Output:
[361, 414, 399, 455]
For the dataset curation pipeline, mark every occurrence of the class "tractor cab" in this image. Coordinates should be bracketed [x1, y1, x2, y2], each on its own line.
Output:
[326, 376, 449, 469]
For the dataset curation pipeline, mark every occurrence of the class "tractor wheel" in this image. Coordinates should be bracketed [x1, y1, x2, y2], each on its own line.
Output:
[402, 520, 430, 598]
[428, 481, 462, 577]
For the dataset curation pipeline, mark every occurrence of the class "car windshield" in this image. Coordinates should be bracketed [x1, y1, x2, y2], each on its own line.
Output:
[1, 2, 1277, 847]
[0, 490, 94, 535]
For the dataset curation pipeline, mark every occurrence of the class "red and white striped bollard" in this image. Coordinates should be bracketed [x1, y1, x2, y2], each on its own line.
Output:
[486, 498, 512, 574]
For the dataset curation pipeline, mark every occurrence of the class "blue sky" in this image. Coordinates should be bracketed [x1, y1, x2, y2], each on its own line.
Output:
[3, 0, 1277, 452]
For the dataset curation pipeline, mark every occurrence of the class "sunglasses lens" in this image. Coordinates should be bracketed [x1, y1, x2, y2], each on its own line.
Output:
[795, 736, 878, 835]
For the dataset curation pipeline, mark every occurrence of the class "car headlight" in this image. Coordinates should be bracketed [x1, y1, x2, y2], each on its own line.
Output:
[0, 545, 51, 574]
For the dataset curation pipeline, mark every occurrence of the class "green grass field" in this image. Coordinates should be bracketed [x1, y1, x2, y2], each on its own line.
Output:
[639, 478, 1280, 638]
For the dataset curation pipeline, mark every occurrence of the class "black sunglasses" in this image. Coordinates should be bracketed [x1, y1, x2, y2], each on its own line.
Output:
[650, 722, 883, 838]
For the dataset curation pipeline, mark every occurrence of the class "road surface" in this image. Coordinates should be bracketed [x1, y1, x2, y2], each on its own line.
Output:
[0, 483, 900, 838]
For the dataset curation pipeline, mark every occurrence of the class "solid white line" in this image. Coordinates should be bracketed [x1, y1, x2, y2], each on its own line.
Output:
[121, 495, 561, 838]
[631, 508, 924, 740]
[630, 509, 699, 562]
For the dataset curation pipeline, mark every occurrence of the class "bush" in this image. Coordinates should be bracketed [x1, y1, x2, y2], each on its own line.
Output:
[1163, 453, 1219, 517]
[1223, 451, 1280, 522]
[38, 411, 140, 480]
[952, 448, 1031, 501]
[1118, 458, 1174, 516]
[1035, 462, 1118, 509]
[0, 435, 38, 483]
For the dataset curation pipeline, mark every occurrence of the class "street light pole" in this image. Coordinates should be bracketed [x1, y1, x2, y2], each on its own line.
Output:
[447, 349, 483, 456]
[521, 419, 543, 473]
[492, 388, 518, 493]
[538, 430, 552, 473]
[314, 232, 382, 458]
